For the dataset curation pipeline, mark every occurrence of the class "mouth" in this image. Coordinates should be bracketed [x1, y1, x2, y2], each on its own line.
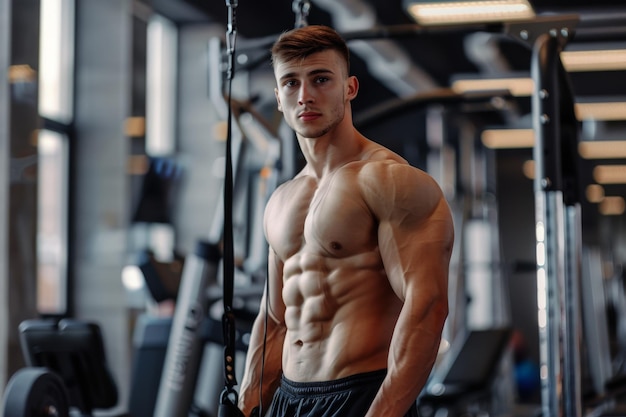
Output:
[298, 111, 321, 122]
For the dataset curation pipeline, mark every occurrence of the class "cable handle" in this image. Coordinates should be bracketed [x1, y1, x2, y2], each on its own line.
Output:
[225, 0, 238, 80]
[292, 0, 310, 28]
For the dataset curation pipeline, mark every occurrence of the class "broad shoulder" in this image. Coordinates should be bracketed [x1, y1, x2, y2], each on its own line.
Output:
[355, 157, 446, 221]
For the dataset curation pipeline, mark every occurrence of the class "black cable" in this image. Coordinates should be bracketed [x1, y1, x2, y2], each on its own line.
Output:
[221, 0, 239, 409]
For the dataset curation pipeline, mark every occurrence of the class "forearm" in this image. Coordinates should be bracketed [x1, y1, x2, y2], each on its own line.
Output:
[238, 313, 285, 416]
[365, 298, 447, 417]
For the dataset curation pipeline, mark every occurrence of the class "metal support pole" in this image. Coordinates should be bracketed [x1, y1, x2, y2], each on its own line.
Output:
[532, 32, 566, 417]
[154, 241, 221, 417]
[0, 0, 10, 390]
[532, 29, 582, 417]
[564, 204, 583, 417]
[559, 35, 584, 417]
[534, 191, 566, 417]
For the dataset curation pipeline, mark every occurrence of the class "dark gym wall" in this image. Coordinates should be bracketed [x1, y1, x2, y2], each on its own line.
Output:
[496, 149, 539, 365]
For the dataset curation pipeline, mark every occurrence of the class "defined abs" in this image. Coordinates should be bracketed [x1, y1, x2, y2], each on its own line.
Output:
[283, 270, 337, 345]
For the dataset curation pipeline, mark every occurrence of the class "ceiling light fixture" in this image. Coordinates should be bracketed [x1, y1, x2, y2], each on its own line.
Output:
[585, 184, 605, 203]
[451, 77, 534, 97]
[575, 102, 626, 121]
[481, 128, 534, 149]
[561, 49, 626, 72]
[404, 0, 535, 26]
[579, 140, 626, 160]
[593, 165, 626, 184]
[599, 196, 626, 216]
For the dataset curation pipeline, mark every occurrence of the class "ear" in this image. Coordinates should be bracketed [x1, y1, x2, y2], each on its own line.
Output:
[346, 76, 359, 101]
[274, 88, 282, 112]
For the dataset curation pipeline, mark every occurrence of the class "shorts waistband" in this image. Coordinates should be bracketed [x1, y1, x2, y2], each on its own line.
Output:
[279, 369, 387, 396]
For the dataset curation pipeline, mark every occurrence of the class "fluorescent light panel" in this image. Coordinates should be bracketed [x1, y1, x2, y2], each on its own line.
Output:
[405, 0, 535, 25]
[575, 102, 626, 121]
[586, 184, 605, 203]
[599, 196, 626, 215]
[561, 49, 626, 72]
[451, 77, 534, 97]
[593, 165, 626, 184]
[579, 141, 626, 160]
[482, 128, 534, 149]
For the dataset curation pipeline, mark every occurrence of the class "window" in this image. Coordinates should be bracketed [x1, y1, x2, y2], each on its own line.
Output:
[37, 130, 69, 314]
[37, 0, 74, 315]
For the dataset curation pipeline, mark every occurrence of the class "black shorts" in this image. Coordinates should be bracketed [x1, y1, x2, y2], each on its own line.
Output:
[267, 369, 419, 417]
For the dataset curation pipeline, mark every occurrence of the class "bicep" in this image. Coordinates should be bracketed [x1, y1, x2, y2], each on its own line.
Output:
[360, 162, 453, 319]
[379, 204, 453, 345]
[376, 184, 454, 309]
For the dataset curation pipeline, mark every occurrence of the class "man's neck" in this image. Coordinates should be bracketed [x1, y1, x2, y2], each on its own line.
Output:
[298, 126, 367, 180]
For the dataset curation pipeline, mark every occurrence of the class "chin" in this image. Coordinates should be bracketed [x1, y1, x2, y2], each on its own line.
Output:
[297, 129, 325, 139]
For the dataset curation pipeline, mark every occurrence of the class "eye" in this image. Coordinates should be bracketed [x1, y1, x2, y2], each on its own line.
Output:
[315, 76, 329, 84]
[284, 79, 298, 88]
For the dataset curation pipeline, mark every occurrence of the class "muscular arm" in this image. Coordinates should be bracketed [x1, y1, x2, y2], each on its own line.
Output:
[361, 163, 454, 417]
[238, 249, 286, 416]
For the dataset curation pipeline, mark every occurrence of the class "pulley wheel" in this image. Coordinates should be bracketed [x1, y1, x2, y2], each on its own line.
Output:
[2, 367, 70, 417]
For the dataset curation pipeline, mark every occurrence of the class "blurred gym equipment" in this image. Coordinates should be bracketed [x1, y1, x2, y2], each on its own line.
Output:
[2, 319, 122, 417]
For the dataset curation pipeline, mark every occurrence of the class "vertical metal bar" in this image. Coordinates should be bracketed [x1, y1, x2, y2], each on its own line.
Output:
[534, 191, 566, 417]
[564, 204, 583, 417]
[154, 241, 221, 417]
[581, 247, 612, 397]
[532, 32, 566, 417]
[0, 0, 11, 390]
[558, 34, 584, 416]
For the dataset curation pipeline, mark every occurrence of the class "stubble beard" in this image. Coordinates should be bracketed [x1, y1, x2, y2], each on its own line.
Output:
[293, 105, 345, 140]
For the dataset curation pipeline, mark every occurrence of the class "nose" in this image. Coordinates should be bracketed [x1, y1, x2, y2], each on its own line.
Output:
[298, 83, 314, 105]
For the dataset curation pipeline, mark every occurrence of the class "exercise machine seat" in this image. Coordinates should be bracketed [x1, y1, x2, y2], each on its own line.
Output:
[18, 318, 120, 416]
[418, 328, 513, 416]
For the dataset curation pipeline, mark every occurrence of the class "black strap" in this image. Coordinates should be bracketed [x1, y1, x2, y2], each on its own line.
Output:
[221, 0, 239, 406]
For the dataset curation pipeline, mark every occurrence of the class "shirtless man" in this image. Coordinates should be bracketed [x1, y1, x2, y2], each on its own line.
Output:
[238, 25, 454, 417]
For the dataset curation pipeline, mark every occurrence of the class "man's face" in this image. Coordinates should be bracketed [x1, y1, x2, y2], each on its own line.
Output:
[273, 49, 358, 139]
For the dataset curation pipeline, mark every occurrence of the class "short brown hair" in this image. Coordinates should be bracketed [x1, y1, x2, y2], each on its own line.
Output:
[271, 25, 350, 74]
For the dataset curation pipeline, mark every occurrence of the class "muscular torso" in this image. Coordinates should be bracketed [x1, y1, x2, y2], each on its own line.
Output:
[264, 153, 404, 382]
